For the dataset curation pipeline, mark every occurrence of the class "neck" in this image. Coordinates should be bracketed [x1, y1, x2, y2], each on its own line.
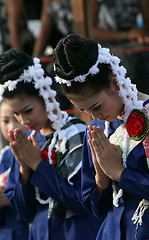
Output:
[40, 128, 54, 136]
[40, 122, 54, 136]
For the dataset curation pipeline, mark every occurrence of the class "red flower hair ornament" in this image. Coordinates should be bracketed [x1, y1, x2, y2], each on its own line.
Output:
[125, 109, 149, 141]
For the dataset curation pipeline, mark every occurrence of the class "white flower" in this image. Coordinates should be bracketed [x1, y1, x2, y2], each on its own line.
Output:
[89, 65, 99, 75]
[74, 75, 86, 83]
[6, 80, 18, 91]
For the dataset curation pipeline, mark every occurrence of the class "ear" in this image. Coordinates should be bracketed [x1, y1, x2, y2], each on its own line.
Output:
[110, 74, 119, 92]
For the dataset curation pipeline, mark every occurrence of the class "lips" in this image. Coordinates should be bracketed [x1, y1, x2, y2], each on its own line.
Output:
[102, 117, 108, 121]
[29, 125, 36, 130]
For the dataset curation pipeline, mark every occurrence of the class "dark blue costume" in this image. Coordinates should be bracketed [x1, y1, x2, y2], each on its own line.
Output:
[81, 100, 149, 240]
[5, 117, 101, 240]
[0, 146, 29, 240]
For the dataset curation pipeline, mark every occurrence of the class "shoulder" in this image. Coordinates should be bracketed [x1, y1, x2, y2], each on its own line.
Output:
[88, 118, 122, 132]
[64, 116, 87, 133]
[62, 117, 87, 147]
[0, 146, 14, 172]
[0, 146, 12, 162]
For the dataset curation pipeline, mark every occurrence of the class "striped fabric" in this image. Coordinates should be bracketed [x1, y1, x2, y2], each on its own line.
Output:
[57, 116, 87, 184]
[44, 116, 87, 183]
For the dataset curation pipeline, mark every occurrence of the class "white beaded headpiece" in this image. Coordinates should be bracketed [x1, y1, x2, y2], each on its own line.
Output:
[55, 43, 143, 122]
[0, 58, 68, 153]
[0, 57, 67, 131]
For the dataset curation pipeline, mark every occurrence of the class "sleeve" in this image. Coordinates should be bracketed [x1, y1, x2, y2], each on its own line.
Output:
[30, 118, 90, 216]
[0, 147, 12, 174]
[5, 158, 36, 222]
[30, 158, 90, 217]
[81, 128, 113, 220]
[119, 142, 149, 200]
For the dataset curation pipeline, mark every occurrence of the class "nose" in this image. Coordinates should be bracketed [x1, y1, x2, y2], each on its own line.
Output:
[18, 115, 30, 126]
[85, 110, 103, 120]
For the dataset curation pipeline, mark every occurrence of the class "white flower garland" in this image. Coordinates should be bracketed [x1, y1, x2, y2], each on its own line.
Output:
[0, 58, 71, 207]
[0, 58, 69, 154]
[54, 43, 143, 122]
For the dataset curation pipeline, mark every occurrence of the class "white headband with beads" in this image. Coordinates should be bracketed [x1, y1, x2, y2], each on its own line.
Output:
[0, 58, 67, 131]
[0, 58, 68, 154]
[54, 43, 143, 122]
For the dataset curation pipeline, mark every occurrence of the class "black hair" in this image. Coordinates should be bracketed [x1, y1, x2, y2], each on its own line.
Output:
[53, 34, 112, 96]
[0, 49, 42, 100]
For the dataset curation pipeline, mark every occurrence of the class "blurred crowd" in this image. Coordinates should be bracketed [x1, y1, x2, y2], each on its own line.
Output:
[0, 0, 149, 239]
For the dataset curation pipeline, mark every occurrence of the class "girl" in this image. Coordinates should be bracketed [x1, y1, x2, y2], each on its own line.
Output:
[53, 34, 149, 239]
[0, 49, 100, 240]
[0, 100, 29, 240]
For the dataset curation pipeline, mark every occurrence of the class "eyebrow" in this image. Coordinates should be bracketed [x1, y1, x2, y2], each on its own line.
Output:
[89, 102, 99, 109]
[79, 102, 99, 112]
[11, 105, 31, 114]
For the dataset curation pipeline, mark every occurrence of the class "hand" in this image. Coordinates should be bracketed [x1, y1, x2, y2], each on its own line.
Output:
[88, 126, 111, 192]
[88, 125, 125, 182]
[9, 128, 42, 171]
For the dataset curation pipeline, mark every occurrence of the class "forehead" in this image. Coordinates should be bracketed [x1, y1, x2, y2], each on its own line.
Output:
[5, 94, 39, 110]
[0, 101, 12, 115]
[68, 90, 109, 110]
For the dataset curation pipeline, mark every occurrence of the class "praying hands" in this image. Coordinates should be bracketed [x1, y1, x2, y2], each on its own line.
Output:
[8, 128, 42, 184]
[88, 125, 124, 183]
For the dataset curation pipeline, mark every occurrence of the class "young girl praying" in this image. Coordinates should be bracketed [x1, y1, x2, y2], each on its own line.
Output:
[0, 49, 100, 240]
[53, 34, 149, 240]
[0, 100, 29, 239]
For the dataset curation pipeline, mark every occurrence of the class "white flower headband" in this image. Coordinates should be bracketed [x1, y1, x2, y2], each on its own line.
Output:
[0, 58, 67, 131]
[54, 43, 143, 122]
[0, 58, 68, 153]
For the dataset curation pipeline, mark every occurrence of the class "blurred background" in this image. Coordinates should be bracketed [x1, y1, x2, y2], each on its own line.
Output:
[0, 0, 149, 148]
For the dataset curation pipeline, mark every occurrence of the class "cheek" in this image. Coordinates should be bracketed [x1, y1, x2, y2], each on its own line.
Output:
[105, 100, 118, 112]
[1, 124, 9, 140]
[33, 109, 47, 122]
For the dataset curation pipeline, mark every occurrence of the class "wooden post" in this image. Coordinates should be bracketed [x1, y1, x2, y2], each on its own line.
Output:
[72, 0, 87, 37]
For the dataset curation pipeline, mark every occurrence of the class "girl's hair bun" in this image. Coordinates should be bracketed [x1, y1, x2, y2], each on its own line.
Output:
[65, 34, 83, 48]
[0, 49, 33, 84]
[53, 34, 98, 81]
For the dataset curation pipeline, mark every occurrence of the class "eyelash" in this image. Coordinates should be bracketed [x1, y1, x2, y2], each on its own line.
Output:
[93, 105, 101, 111]
[12, 108, 33, 115]
[24, 108, 33, 114]
[3, 119, 9, 124]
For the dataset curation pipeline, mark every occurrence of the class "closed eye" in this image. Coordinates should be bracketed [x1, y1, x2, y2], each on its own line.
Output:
[24, 108, 33, 114]
[2, 119, 9, 124]
[12, 108, 33, 115]
[92, 105, 101, 111]
[11, 111, 18, 116]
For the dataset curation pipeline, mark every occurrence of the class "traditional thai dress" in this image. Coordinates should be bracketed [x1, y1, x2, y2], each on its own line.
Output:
[5, 116, 101, 240]
[81, 99, 149, 240]
[0, 146, 29, 240]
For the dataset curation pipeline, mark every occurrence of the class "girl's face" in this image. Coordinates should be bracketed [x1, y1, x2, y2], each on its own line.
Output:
[5, 94, 51, 135]
[0, 101, 29, 141]
[67, 81, 124, 121]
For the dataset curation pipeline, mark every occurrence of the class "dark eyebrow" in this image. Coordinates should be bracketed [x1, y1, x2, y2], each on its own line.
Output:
[11, 105, 31, 114]
[79, 102, 99, 112]
[89, 102, 99, 109]
[23, 105, 31, 110]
